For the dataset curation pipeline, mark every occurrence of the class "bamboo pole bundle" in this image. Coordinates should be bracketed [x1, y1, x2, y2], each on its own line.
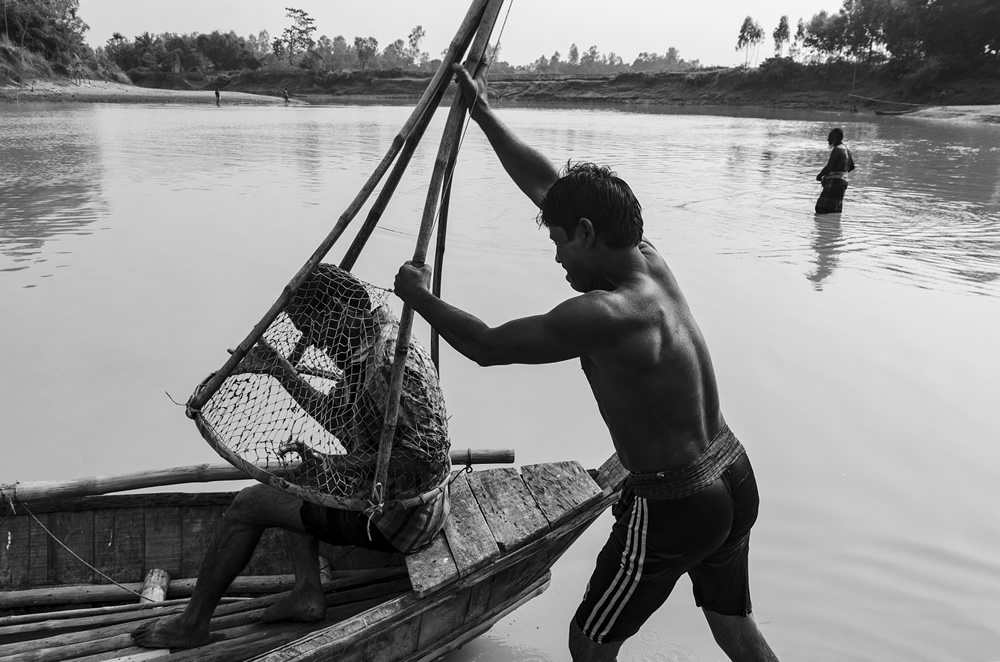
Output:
[430, 12, 504, 365]
[185, 0, 492, 414]
[0, 567, 408, 611]
[1, 449, 513, 506]
[371, 0, 507, 506]
[0, 579, 411, 661]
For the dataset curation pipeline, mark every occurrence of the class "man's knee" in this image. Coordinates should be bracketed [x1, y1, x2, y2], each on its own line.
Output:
[568, 617, 624, 662]
[226, 484, 297, 525]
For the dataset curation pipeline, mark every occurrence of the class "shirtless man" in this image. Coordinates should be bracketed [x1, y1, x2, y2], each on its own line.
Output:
[815, 127, 856, 214]
[393, 64, 779, 661]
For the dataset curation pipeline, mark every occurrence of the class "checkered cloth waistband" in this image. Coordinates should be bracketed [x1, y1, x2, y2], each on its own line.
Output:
[627, 423, 745, 499]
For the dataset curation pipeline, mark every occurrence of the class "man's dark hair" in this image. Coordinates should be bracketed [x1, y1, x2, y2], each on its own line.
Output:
[829, 128, 845, 144]
[538, 162, 643, 249]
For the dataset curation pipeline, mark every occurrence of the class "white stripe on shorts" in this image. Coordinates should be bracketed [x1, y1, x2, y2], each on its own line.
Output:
[581, 496, 649, 643]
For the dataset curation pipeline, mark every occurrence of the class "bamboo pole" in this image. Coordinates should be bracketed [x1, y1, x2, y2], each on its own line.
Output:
[371, 0, 507, 507]
[186, 0, 492, 414]
[0, 579, 412, 661]
[0, 567, 409, 613]
[430, 45, 496, 366]
[337, 1, 495, 271]
[0, 449, 513, 506]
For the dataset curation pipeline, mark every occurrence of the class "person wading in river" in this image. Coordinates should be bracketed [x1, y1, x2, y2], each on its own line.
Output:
[394, 63, 780, 662]
[815, 127, 856, 214]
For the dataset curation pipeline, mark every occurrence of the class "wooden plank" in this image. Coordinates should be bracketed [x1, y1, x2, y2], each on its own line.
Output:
[466, 575, 493, 627]
[403, 531, 457, 597]
[361, 612, 421, 662]
[73, 649, 171, 661]
[93, 508, 145, 585]
[440, 472, 499, 577]
[28, 512, 49, 587]
[404, 573, 550, 662]
[181, 505, 224, 579]
[142, 507, 182, 578]
[76, 650, 171, 662]
[466, 468, 548, 553]
[0, 515, 30, 590]
[414, 585, 471, 652]
[48, 509, 95, 585]
[520, 461, 602, 527]
[10, 492, 238, 515]
[593, 453, 628, 494]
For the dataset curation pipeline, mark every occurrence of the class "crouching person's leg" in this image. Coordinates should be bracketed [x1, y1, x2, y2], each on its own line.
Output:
[133, 484, 306, 649]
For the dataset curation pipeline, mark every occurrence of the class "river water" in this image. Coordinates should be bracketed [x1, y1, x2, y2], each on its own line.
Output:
[2, 101, 999, 661]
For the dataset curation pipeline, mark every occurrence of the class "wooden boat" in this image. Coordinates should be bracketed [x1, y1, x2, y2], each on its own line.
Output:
[874, 108, 917, 116]
[0, 452, 627, 661]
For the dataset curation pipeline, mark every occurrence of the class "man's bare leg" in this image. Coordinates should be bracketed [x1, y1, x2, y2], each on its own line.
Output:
[568, 618, 625, 662]
[703, 610, 779, 661]
[260, 531, 327, 623]
[132, 484, 307, 649]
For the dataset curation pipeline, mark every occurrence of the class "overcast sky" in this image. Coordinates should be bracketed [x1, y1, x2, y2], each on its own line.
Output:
[77, 0, 844, 68]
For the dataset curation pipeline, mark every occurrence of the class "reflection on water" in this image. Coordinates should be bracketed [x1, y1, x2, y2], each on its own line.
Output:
[808, 213, 843, 289]
[0, 106, 107, 274]
[2, 102, 1000, 662]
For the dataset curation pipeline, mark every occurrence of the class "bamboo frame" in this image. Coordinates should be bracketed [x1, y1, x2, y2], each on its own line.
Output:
[1, 449, 513, 505]
[370, 0, 507, 508]
[185, 0, 492, 414]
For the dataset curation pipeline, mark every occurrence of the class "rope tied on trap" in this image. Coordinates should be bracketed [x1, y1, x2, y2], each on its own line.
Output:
[190, 264, 450, 513]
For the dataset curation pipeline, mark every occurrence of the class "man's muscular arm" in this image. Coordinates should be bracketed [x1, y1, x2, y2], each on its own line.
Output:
[453, 64, 559, 208]
[395, 262, 621, 367]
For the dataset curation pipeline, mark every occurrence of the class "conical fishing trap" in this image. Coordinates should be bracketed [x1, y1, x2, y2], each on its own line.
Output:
[190, 265, 450, 511]
[185, 0, 505, 515]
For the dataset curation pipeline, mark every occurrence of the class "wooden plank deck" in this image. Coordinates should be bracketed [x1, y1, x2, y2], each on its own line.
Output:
[405, 460, 603, 597]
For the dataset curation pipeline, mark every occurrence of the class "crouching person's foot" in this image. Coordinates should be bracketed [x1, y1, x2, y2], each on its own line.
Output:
[132, 615, 216, 649]
[261, 586, 327, 623]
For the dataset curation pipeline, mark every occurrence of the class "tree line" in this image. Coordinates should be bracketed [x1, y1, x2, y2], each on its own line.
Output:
[1, 2, 701, 81]
[1, 0, 90, 67]
[99, 5, 702, 78]
[509, 43, 700, 74]
[101, 9, 435, 75]
[737, 0, 999, 69]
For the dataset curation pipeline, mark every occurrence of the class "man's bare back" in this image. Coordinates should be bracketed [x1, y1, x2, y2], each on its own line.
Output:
[579, 241, 723, 473]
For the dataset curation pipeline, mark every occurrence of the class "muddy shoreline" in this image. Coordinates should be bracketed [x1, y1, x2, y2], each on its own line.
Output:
[2, 76, 998, 124]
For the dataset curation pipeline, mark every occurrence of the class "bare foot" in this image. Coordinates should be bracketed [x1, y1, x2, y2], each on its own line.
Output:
[132, 615, 216, 649]
[261, 588, 327, 623]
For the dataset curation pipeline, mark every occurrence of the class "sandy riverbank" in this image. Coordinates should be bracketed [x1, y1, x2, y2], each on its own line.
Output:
[907, 104, 1000, 124]
[0, 79, 287, 105]
[3, 78, 999, 125]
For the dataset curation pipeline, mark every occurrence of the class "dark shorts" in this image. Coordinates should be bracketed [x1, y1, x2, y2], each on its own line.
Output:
[299, 502, 396, 553]
[816, 177, 848, 214]
[573, 452, 760, 644]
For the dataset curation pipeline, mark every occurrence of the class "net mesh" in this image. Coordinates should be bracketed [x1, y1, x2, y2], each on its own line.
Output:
[191, 264, 451, 511]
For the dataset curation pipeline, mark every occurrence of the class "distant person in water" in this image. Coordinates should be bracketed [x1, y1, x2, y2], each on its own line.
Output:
[215, 86, 220, 106]
[283, 88, 290, 103]
[815, 128, 856, 214]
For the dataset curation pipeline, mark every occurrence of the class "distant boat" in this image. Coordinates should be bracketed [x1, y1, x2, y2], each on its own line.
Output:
[874, 109, 918, 116]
